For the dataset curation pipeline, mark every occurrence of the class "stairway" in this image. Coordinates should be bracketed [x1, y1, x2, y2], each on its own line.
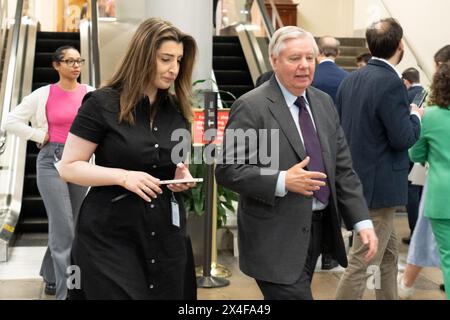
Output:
[16, 31, 80, 233]
[211, 36, 367, 108]
[332, 37, 369, 72]
[213, 36, 254, 107]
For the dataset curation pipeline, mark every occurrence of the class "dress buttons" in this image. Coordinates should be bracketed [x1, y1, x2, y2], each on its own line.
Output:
[149, 284, 154, 289]
[151, 259, 156, 264]
[150, 231, 156, 236]
[150, 204, 155, 208]
[155, 144, 159, 148]
[152, 165, 157, 168]
[154, 127, 158, 131]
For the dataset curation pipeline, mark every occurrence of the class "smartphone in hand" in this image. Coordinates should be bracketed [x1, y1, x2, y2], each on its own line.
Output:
[412, 89, 428, 108]
[159, 178, 203, 185]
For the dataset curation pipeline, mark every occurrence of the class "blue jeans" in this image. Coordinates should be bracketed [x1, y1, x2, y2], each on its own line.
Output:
[36, 142, 87, 300]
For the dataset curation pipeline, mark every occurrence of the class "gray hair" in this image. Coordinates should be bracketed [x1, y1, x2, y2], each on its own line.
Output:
[269, 26, 319, 61]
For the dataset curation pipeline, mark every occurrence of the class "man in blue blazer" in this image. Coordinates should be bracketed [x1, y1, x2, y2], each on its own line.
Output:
[311, 36, 348, 103]
[335, 18, 423, 300]
[401, 67, 425, 245]
[402, 67, 424, 104]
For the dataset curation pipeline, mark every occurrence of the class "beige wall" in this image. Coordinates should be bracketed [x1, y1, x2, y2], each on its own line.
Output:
[114, 0, 213, 87]
[34, 0, 58, 31]
[296, 0, 354, 37]
[354, 0, 450, 84]
[382, 0, 450, 84]
[295, 0, 450, 85]
[8, 0, 60, 31]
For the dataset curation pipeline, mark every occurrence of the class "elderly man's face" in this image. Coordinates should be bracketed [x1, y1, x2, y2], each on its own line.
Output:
[271, 37, 316, 96]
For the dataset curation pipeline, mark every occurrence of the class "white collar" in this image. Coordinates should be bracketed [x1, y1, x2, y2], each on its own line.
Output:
[319, 58, 336, 64]
[274, 75, 309, 107]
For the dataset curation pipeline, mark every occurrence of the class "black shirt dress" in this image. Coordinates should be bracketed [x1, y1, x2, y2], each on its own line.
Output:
[68, 87, 196, 299]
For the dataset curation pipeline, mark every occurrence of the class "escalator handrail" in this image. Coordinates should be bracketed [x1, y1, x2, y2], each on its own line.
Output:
[255, 0, 284, 39]
[379, 0, 431, 82]
[90, 0, 101, 88]
[0, 0, 9, 73]
[79, 0, 101, 88]
[0, 0, 38, 261]
[0, 0, 24, 155]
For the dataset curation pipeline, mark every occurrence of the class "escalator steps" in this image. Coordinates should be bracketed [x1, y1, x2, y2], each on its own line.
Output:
[19, 31, 80, 232]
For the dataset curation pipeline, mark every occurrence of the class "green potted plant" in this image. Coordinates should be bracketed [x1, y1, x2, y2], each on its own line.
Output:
[190, 78, 236, 109]
[182, 146, 238, 228]
[185, 79, 238, 226]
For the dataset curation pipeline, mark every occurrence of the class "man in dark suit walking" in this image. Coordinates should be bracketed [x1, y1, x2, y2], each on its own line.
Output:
[401, 67, 425, 245]
[311, 36, 348, 103]
[255, 69, 273, 87]
[356, 52, 372, 69]
[402, 67, 424, 244]
[402, 67, 424, 104]
[215, 26, 378, 300]
[312, 36, 349, 270]
[335, 18, 423, 300]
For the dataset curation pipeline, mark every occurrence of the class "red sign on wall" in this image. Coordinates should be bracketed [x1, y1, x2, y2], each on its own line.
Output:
[192, 108, 230, 146]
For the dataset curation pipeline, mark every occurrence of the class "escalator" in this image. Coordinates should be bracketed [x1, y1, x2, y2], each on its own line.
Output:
[0, 0, 37, 260]
[212, 0, 274, 106]
[32, 32, 80, 91]
[213, 36, 254, 107]
[16, 32, 80, 233]
[0, 0, 99, 261]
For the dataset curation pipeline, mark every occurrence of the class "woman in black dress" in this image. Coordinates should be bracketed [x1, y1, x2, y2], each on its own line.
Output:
[59, 18, 198, 299]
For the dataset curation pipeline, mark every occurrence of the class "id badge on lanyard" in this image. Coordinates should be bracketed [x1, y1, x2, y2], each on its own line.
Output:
[171, 193, 180, 227]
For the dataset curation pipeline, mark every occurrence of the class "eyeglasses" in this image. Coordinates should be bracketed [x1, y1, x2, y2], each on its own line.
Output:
[60, 59, 85, 67]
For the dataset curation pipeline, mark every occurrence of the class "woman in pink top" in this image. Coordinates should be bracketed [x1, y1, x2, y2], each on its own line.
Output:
[4, 46, 95, 299]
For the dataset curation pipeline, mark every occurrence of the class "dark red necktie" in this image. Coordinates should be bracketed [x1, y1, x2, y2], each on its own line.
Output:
[294, 96, 330, 203]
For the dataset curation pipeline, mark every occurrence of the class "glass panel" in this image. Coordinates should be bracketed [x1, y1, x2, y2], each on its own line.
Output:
[60, 0, 117, 31]
[218, 0, 272, 74]
[219, 0, 270, 37]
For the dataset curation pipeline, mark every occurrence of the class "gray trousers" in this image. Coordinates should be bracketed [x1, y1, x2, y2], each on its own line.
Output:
[335, 207, 399, 300]
[36, 142, 87, 300]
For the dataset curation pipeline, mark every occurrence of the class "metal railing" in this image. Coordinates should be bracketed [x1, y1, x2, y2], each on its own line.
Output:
[80, 0, 100, 88]
[256, 0, 283, 38]
[0, 0, 9, 84]
[225, 0, 281, 84]
[0, 0, 37, 261]
[379, 0, 431, 82]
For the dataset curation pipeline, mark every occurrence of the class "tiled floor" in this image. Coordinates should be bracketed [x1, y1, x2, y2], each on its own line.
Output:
[0, 213, 445, 300]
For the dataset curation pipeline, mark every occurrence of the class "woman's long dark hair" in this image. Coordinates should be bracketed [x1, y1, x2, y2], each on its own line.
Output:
[106, 18, 197, 124]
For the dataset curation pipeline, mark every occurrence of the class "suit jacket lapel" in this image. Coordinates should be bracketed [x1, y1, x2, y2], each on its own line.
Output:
[266, 77, 307, 160]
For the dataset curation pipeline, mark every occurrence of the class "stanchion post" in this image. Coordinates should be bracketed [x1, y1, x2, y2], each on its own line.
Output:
[196, 91, 229, 288]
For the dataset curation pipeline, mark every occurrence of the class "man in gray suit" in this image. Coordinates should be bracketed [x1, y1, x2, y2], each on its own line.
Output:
[215, 26, 378, 300]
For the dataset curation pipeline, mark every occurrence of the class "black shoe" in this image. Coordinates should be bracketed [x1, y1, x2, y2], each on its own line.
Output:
[44, 282, 56, 295]
[401, 237, 411, 245]
[440, 284, 445, 292]
[321, 257, 339, 270]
